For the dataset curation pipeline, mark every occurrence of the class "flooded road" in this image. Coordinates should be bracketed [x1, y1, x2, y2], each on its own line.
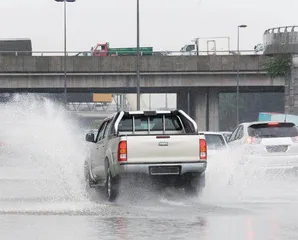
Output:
[1, 95, 298, 240]
[2, 161, 298, 240]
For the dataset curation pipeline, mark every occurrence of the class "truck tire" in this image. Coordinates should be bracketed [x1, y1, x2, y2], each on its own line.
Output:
[105, 167, 119, 202]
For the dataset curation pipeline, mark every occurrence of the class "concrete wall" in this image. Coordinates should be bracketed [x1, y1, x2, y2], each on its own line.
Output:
[285, 55, 298, 114]
[0, 73, 283, 92]
[0, 55, 268, 73]
[0, 55, 280, 94]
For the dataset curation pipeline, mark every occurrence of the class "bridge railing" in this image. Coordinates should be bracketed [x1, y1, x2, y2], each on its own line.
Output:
[66, 102, 131, 112]
[0, 50, 261, 56]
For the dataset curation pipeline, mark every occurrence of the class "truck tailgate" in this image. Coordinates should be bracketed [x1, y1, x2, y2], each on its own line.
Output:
[126, 135, 200, 163]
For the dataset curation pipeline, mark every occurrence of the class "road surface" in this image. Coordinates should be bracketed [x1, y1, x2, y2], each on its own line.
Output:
[0, 95, 297, 240]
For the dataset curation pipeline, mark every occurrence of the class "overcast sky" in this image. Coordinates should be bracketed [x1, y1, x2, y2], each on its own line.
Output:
[1, 0, 297, 53]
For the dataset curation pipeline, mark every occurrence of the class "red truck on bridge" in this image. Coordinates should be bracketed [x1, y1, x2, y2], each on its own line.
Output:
[76, 42, 153, 57]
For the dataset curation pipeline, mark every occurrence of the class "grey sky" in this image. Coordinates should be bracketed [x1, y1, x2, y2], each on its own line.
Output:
[1, 0, 297, 53]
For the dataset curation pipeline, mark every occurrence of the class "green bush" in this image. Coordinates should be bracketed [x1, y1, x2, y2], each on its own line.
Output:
[263, 54, 292, 78]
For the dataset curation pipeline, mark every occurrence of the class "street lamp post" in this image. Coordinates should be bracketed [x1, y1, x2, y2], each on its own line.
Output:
[236, 24, 247, 125]
[55, 0, 75, 105]
[136, 0, 141, 110]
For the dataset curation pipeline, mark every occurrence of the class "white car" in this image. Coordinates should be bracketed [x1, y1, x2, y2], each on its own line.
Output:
[227, 121, 298, 171]
[219, 131, 232, 142]
[199, 131, 229, 163]
[199, 131, 228, 151]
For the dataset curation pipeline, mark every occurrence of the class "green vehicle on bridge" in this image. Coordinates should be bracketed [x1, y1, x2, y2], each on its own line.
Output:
[108, 47, 153, 56]
[91, 42, 153, 56]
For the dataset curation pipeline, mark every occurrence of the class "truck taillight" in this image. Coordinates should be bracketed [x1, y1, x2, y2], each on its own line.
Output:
[199, 139, 207, 160]
[118, 140, 127, 162]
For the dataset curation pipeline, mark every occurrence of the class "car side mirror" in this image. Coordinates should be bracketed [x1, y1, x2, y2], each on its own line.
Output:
[85, 133, 95, 142]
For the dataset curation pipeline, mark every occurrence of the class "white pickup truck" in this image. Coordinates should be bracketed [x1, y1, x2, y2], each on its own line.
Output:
[84, 110, 207, 201]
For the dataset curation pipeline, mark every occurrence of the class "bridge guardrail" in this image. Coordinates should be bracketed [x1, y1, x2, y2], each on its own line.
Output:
[0, 50, 261, 56]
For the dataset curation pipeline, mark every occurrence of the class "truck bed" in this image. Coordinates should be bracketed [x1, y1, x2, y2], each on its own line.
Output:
[125, 135, 200, 163]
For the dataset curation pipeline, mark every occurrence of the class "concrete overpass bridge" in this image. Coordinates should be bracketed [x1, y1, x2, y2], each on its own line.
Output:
[0, 55, 277, 92]
[0, 54, 285, 131]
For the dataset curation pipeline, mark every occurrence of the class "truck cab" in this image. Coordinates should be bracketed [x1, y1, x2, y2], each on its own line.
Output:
[92, 43, 110, 56]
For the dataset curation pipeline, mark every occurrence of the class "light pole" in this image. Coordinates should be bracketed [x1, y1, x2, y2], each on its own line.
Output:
[165, 93, 168, 109]
[136, 0, 141, 110]
[55, 0, 75, 105]
[236, 24, 247, 125]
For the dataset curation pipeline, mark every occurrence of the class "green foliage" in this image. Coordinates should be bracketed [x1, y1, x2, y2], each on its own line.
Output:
[263, 54, 292, 78]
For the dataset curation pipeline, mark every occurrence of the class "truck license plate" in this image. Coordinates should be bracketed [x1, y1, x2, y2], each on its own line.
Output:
[149, 166, 180, 175]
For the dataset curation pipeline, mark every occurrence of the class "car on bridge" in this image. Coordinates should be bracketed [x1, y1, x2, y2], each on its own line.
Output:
[84, 110, 207, 201]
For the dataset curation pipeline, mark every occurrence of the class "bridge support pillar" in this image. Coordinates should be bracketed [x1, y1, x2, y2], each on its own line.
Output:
[190, 89, 207, 131]
[176, 88, 219, 131]
[207, 88, 220, 131]
[177, 88, 191, 115]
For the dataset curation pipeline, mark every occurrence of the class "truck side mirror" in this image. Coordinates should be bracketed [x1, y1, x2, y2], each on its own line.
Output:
[85, 133, 95, 142]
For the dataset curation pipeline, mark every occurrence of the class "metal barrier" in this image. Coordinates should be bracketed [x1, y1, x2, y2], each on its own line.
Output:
[67, 102, 121, 112]
[0, 49, 260, 57]
[263, 25, 298, 55]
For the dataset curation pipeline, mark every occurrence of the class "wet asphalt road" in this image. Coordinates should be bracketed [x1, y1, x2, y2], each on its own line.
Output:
[1, 97, 298, 239]
[1, 154, 298, 240]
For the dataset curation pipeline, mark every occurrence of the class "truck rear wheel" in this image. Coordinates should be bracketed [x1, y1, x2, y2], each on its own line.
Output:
[105, 167, 119, 202]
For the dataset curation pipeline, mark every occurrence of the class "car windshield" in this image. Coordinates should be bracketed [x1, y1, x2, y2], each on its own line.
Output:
[204, 134, 226, 150]
[248, 123, 298, 138]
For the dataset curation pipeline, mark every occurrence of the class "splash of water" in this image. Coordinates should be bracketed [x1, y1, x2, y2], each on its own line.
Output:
[200, 146, 298, 206]
[0, 94, 89, 203]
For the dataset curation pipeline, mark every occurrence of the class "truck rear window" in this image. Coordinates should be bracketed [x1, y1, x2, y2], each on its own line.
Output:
[118, 115, 183, 131]
[248, 122, 298, 138]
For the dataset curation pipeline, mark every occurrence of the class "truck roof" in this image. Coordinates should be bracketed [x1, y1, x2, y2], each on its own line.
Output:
[105, 110, 174, 120]
[125, 110, 172, 115]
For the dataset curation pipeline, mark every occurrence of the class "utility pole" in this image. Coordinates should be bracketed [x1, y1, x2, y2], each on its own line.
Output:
[55, 0, 76, 105]
[236, 25, 247, 124]
[136, 0, 141, 110]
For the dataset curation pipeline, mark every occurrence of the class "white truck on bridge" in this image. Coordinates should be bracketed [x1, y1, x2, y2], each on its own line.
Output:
[84, 110, 207, 201]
